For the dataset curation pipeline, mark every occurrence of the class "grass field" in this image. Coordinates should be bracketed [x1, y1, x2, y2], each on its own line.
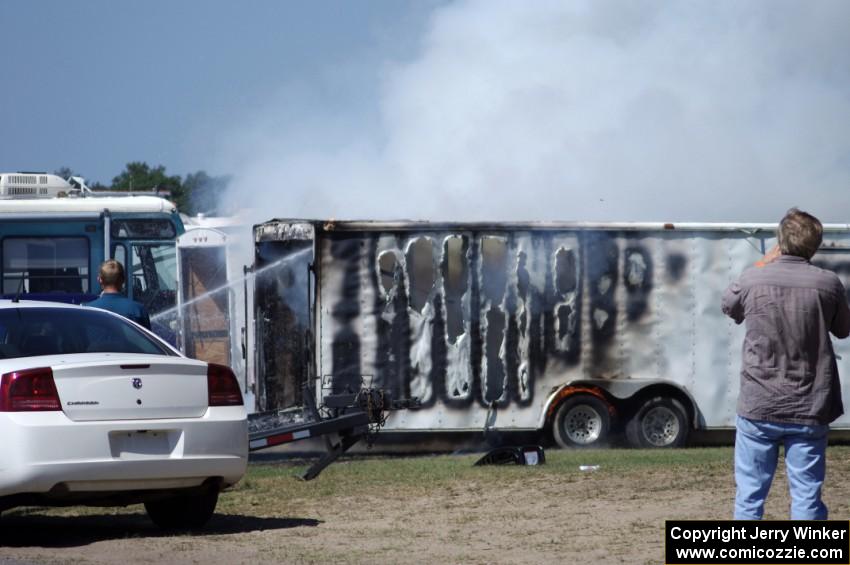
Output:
[220, 447, 734, 511]
[4, 446, 850, 564]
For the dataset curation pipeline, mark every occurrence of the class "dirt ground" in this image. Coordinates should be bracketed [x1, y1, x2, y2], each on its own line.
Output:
[3, 447, 850, 565]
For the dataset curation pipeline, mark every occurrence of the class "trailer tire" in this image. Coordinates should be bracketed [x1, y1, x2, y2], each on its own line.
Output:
[552, 394, 611, 448]
[626, 396, 689, 448]
[145, 488, 219, 530]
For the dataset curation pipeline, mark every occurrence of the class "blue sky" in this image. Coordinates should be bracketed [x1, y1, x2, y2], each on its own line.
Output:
[0, 0, 442, 184]
[2, 1, 849, 223]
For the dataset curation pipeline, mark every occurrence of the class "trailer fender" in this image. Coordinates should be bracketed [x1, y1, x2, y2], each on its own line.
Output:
[539, 380, 702, 431]
[542, 385, 616, 429]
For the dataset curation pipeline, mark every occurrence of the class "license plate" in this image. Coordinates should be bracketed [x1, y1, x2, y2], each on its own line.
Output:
[109, 430, 174, 459]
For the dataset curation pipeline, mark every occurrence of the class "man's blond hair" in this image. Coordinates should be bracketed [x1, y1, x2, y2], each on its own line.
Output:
[99, 259, 126, 289]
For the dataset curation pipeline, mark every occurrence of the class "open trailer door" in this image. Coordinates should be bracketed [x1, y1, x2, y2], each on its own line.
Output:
[176, 227, 232, 367]
[813, 241, 850, 392]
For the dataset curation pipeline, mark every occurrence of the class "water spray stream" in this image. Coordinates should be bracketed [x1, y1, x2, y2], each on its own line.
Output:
[151, 247, 313, 323]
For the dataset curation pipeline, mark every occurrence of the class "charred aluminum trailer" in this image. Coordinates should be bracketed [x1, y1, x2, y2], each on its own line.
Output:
[251, 220, 850, 449]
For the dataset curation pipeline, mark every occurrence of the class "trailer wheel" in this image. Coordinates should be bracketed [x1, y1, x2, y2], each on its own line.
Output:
[626, 397, 689, 448]
[145, 488, 219, 530]
[552, 394, 611, 448]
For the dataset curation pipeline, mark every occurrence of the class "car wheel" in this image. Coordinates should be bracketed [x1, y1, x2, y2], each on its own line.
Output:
[626, 396, 689, 448]
[144, 488, 219, 530]
[552, 394, 611, 448]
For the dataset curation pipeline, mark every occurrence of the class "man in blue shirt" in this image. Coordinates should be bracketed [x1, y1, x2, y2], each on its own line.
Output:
[86, 259, 152, 330]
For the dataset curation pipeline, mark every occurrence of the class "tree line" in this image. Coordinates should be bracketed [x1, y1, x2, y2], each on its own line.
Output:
[54, 162, 231, 217]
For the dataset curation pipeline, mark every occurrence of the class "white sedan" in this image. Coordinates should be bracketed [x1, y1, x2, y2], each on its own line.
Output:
[0, 300, 248, 529]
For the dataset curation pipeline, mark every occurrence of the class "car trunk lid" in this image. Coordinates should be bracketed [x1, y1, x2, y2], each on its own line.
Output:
[50, 355, 208, 421]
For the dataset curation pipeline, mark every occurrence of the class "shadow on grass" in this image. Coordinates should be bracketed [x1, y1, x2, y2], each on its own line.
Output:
[0, 512, 321, 548]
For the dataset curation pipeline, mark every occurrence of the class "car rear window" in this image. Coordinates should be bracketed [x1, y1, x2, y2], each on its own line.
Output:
[0, 307, 177, 359]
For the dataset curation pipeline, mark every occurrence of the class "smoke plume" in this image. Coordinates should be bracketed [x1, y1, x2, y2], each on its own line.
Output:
[220, 0, 850, 224]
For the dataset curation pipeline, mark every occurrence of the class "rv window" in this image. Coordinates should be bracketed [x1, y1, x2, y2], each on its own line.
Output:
[112, 244, 127, 270]
[111, 219, 176, 239]
[130, 243, 177, 315]
[2, 237, 89, 294]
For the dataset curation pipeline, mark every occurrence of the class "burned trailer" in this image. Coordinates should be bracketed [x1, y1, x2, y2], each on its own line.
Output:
[252, 219, 850, 448]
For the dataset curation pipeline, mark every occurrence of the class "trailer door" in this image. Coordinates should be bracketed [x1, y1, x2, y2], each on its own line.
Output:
[176, 228, 231, 366]
[813, 245, 850, 425]
[253, 222, 315, 412]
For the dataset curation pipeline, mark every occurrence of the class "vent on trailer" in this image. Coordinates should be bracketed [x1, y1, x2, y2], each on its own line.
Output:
[0, 173, 81, 199]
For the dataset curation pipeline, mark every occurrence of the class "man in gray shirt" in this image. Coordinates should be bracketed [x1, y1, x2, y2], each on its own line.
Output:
[722, 208, 850, 520]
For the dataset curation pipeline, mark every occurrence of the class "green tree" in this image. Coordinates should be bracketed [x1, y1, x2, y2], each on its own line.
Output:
[183, 170, 232, 216]
[111, 162, 186, 209]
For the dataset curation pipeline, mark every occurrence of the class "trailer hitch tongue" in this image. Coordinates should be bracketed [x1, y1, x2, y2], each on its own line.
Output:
[299, 389, 419, 481]
[247, 387, 421, 481]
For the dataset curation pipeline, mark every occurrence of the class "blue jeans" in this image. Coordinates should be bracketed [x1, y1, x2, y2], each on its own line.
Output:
[734, 416, 829, 520]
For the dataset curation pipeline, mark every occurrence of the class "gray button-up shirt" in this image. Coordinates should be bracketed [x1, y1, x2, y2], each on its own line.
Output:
[722, 254, 850, 425]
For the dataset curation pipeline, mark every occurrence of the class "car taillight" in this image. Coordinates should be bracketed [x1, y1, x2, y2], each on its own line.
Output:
[207, 363, 243, 407]
[0, 367, 61, 412]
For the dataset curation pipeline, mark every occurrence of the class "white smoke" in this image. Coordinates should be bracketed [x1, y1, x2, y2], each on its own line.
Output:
[220, 0, 850, 224]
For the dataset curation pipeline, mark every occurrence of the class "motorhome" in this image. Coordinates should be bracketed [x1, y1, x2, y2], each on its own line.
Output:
[0, 173, 184, 329]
